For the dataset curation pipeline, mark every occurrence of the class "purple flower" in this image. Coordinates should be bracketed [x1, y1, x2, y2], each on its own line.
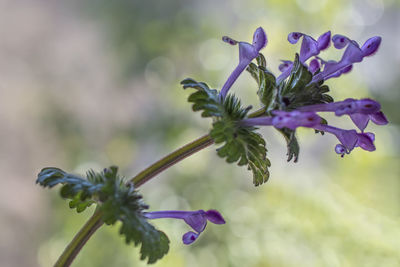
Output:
[277, 31, 331, 84]
[219, 27, 267, 99]
[311, 35, 381, 83]
[313, 124, 376, 155]
[241, 110, 321, 130]
[297, 98, 388, 131]
[144, 209, 225, 245]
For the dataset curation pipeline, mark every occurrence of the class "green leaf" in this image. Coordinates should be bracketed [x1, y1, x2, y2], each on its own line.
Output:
[257, 68, 278, 111]
[280, 53, 312, 96]
[182, 78, 271, 185]
[37, 166, 170, 263]
[181, 78, 221, 118]
[246, 54, 278, 111]
[256, 53, 267, 68]
[278, 54, 334, 110]
[276, 128, 300, 162]
[120, 214, 170, 264]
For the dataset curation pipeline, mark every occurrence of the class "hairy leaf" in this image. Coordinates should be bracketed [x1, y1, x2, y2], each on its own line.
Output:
[182, 78, 271, 186]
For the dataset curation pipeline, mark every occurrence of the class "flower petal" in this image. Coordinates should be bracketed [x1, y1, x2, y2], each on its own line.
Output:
[349, 113, 370, 132]
[369, 111, 388, 125]
[183, 210, 208, 233]
[222, 36, 238, 46]
[356, 133, 376, 151]
[335, 144, 348, 157]
[300, 35, 319, 62]
[308, 58, 320, 74]
[288, 32, 303, 44]
[317, 31, 331, 50]
[361, 36, 381, 57]
[252, 27, 268, 51]
[205, 210, 226, 224]
[332, 34, 350, 49]
[182, 231, 199, 245]
[279, 60, 293, 72]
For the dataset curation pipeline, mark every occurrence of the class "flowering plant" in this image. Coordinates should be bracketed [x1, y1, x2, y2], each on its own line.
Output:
[37, 27, 387, 266]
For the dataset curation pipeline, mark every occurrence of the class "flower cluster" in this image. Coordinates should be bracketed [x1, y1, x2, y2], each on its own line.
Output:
[144, 209, 225, 244]
[221, 27, 388, 157]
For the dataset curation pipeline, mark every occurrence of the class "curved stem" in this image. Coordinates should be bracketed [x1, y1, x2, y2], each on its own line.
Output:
[54, 210, 104, 267]
[131, 134, 214, 186]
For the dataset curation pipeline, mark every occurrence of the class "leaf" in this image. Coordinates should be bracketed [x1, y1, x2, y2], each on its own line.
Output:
[182, 78, 271, 185]
[280, 53, 312, 96]
[210, 97, 270, 186]
[119, 214, 170, 264]
[37, 167, 101, 212]
[246, 54, 278, 111]
[37, 166, 170, 263]
[257, 69, 278, 111]
[181, 78, 221, 118]
[276, 128, 300, 162]
[278, 54, 334, 110]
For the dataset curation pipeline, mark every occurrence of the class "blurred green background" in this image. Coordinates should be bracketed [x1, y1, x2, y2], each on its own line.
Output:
[0, 0, 399, 266]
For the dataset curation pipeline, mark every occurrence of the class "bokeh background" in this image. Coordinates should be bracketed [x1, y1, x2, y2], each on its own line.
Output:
[1, 0, 399, 266]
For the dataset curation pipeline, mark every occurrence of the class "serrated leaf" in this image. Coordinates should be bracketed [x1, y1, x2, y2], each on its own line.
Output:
[278, 54, 334, 110]
[209, 99, 270, 186]
[182, 78, 271, 185]
[119, 214, 170, 264]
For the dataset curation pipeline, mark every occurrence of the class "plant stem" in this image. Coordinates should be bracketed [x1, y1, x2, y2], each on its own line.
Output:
[131, 134, 214, 186]
[53, 133, 214, 266]
[54, 210, 103, 267]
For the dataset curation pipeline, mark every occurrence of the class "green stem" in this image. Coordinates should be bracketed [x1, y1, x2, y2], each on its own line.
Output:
[53, 134, 214, 266]
[54, 210, 103, 267]
[131, 134, 214, 186]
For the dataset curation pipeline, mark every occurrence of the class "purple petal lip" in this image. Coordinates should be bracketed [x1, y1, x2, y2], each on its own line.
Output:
[332, 34, 350, 49]
[356, 132, 376, 151]
[182, 231, 199, 245]
[361, 36, 381, 57]
[279, 60, 293, 72]
[370, 111, 388, 125]
[288, 32, 303, 44]
[252, 27, 268, 51]
[335, 144, 348, 157]
[205, 209, 226, 224]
